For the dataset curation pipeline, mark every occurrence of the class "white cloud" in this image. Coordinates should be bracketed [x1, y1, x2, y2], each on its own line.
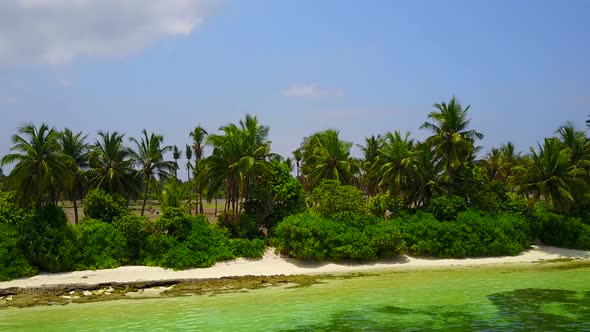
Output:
[0, 0, 219, 65]
[282, 84, 344, 98]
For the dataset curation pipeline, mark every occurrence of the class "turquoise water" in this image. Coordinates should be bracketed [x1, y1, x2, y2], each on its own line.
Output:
[1, 263, 589, 331]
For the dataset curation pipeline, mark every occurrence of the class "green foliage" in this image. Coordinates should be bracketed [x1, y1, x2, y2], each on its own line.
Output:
[18, 205, 78, 272]
[399, 210, 530, 258]
[143, 208, 236, 269]
[113, 214, 150, 263]
[76, 218, 126, 270]
[0, 223, 37, 281]
[274, 212, 405, 261]
[229, 238, 266, 258]
[532, 206, 590, 250]
[310, 180, 366, 218]
[427, 195, 467, 221]
[155, 207, 195, 240]
[243, 160, 306, 234]
[83, 188, 128, 223]
[367, 193, 405, 219]
[0, 191, 30, 224]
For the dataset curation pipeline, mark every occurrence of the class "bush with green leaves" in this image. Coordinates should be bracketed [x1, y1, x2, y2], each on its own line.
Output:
[367, 193, 405, 219]
[0, 191, 30, 224]
[273, 212, 404, 261]
[310, 180, 366, 218]
[83, 188, 128, 223]
[399, 209, 530, 258]
[143, 208, 235, 269]
[229, 238, 266, 259]
[76, 218, 127, 270]
[0, 223, 37, 281]
[532, 206, 590, 250]
[18, 204, 78, 272]
[113, 214, 150, 263]
[426, 195, 467, 221]
[242, 160, 306, 235]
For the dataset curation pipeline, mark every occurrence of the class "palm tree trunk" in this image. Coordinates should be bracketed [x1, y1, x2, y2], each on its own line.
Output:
[141, 179, 148, 216]
[199, 192, 204, 214]
[214, 196, 218, 216]
[73, 198, 79, 225]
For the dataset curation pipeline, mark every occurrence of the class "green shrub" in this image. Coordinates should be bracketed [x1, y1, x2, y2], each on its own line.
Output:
[113, 214, 150, 263]
[273, 212, 402, 261]
[229, 238, 266, 259]
[427, 195, 467, 221]
[0, 223, 37, 281]
[310, 180, 366, 218]
[76, 218, 126, 270]
[399, 209, 530, 258]
[143, 209, 236, 269]
[331, 211, 380, 229]
[532, 207, 590, 250]
[0, 191, 30, 224]
[217, 212, 259, 239]
[18, 205, 78, 272]
[367, 193, 405, 219]
[242, 160, 306, 234]
[83, 189, 128, 223]
[155, 207, 195, 240]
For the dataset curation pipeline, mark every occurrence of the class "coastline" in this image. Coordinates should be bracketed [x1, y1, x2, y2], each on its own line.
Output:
[1, 245, 589, 309]
[1, 245, 589, 290]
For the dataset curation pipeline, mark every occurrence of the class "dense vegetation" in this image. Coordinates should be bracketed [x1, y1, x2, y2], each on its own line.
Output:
[1, 98, 590, 281]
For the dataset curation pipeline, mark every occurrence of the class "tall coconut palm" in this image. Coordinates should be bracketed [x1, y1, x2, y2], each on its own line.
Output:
[129, 129, 175, 216]
[374, 131, 415, 197]
[204, 115, 271, 217]
[556, 123, 590, 171]
[185, 145, 193, 214]
[88, 131, 137, 198]
[58, 129, 89, 224]
[420, 97, 483, 194]
[299, 129, 352, 189]
[172, 145, 181, 179]
[513, 138, 581, 213]
[1, 123, 71, 204]
[357, 134, 383, 197]
[190, 125, 208, 213]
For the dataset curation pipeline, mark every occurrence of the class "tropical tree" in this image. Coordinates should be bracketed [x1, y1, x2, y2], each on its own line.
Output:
[299, 129, 352, 189]
[58, 128, 89, 224]
[190, 125, 208, 213]
[185, 145, 193, 214]
[555, 123, 590, 172]
[420, 97, 484, 194]
[374, 131, 415, 197]
[513, 138, 581, 213]
[172, 145, 182, 178]
[88, 131, 137, 198]
[129, 129, 175, 216]
[357, 134, 383, 197]
[1, 123, 71, 204]
[204, 115, 271, 217]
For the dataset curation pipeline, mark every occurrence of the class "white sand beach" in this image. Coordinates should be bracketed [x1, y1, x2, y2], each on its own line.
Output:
[1, 245, 589, 289]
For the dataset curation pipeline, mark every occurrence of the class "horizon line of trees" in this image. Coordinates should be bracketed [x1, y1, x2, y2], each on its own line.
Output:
[1, 96, 590, 224]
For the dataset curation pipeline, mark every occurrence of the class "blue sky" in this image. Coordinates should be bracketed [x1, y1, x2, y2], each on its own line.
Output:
[1, 0, 589, 176]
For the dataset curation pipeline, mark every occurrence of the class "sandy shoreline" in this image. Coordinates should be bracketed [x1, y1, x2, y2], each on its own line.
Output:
[1, 245, 589, 290]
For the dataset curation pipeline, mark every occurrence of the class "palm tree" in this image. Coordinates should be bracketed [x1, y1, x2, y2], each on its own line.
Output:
[420, 97, 483, 194]
[555, 123, 590, 172]
[190, 125, 208, 213]
[299, 129, 352, 189]
[358, 134, 383, 196]
[374, 131, 415, 197]
[88, 131, 137, 198]
[129, 129, 175, 216]
[513, 138, 581, 213]
[185, 145, 193, 214]
[1, 123, 71, 204]
[58, 129, 89, 224]
[204, 115, 271, 217]
[172, 145, 182, 179]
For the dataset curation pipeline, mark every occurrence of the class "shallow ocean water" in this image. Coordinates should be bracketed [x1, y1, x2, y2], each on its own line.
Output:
[1, 262, 589, 331]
